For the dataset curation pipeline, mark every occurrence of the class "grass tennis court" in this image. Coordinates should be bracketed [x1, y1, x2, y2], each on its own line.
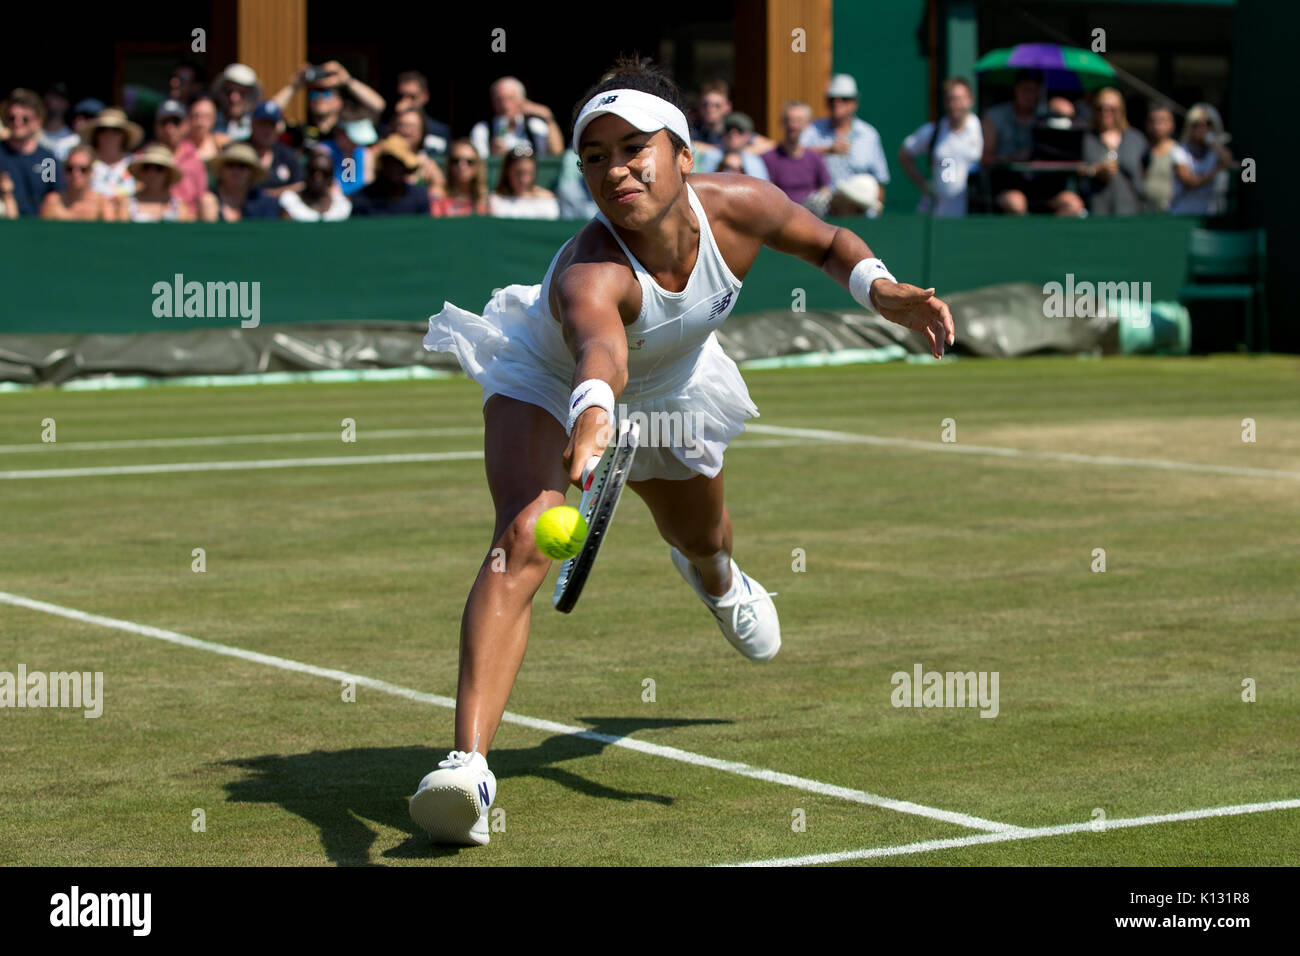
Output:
[1, 354, 1297, 866]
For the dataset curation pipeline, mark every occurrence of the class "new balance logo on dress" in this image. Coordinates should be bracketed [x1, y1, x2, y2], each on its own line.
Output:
[709, 292, 732, 318]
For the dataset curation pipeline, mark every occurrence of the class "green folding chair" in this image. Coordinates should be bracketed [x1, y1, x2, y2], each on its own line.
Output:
[1178, 228, 1269, 352]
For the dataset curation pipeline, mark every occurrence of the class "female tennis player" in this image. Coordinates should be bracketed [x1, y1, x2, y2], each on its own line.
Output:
[410, 57, 954, 845]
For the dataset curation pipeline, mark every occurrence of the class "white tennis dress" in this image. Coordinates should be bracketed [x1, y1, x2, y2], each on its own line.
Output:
[424, 182, 759, 481]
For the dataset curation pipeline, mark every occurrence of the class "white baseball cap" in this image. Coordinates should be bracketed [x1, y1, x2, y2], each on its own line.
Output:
[573, 88, 692, 152]
[826, 74, 859, 99]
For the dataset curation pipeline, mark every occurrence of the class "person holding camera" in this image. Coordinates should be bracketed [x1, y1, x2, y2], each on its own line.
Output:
[271, 60, 385, 152]
[469, 76, 563, 158]
[1168, 102, 1234, 216]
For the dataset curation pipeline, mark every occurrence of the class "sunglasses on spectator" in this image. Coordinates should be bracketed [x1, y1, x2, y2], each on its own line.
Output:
[65, 163, 91, 173]
[827, 96, 855, 103]
[509, 145, 534, 158]
[160, 116, 183, 125]
[307, 166, 332, 177]
[450, 155, 478, 165]
[309, 90, 337, 100]
[139, 164, 167, 173]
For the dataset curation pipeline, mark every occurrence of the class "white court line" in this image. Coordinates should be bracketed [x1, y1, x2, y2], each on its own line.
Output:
[746, 423, 1300, 481]
[5, 422, 1291, 482]
[0, 427, 485, 454]
[0, 450, 485, 480]
[0, 435, 834, 480]
[721, 798, 1300, 867]
[0, 590, 1015, 834]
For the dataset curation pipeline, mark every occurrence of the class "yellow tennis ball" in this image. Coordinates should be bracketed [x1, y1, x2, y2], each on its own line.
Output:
[534, 506, 588, 561]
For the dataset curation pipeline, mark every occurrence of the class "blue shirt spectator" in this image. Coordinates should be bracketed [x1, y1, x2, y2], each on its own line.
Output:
[323, 118, 377, 196]
[799, 115, 890, 189]
[1, 89, 59, 216]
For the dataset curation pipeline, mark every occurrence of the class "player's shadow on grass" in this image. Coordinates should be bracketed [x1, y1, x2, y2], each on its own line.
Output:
[218, 715, 729, 865]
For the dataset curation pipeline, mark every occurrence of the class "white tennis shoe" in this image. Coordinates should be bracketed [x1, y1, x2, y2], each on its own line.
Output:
[670, 547, 781, 662]
[409, 749, 496, 846]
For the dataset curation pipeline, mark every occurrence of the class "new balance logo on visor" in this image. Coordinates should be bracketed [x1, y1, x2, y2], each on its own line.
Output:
[709, 292, 733, 318]
[597, 95, 619, 106]
[478, 781, 491, 805]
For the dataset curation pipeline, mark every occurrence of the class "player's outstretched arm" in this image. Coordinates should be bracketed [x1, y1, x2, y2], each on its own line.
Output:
[553, 262, 633, 486]
[738, 178, 956, 358]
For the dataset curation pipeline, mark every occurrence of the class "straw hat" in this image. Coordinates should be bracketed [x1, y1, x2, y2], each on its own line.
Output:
[83, 108, 144, 151]
[208, 142, 268, 184]
[127, 143, 183, 186]
[373, 133, 420, 172]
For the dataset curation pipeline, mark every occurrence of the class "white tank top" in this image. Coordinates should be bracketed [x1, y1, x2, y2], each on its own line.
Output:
[530, 182, 743, 392]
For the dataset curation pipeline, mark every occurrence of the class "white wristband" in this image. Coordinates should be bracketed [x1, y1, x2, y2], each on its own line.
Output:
[849, 258, 897, 311]
[566, 378, 615, 436]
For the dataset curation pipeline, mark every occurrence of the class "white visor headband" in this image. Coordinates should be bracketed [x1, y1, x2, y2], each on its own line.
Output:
[573, 88, 692, 153]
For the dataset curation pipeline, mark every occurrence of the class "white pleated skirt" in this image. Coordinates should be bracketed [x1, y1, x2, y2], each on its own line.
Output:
[424, 284, 759, 481]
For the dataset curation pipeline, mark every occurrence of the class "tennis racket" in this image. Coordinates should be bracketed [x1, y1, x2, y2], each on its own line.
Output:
[552, 417, 640, 613]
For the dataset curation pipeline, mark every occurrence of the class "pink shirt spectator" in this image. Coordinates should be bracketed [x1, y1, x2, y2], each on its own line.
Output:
[172, 140, 209, 215]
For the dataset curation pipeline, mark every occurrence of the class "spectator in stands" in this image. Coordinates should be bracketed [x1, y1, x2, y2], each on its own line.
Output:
[70, 98, 105, 142]
[39, 82, 79, 161]
[690, 80, 731, 149]
[488, 145, 558, 219]
[392, 70, 449, 156]
[249, 100, 301, 197]
[279, 147, 352, 221]
[392, 106, 447, 192]
[762, 101, 831, 210]
[151, 99, 205, 216]
[554, 149, 597, 219]
[0, 173, 17, 218]
[212, 63, 261, 142]
[981, 70, 1084, 216]
[716, 149, 746, 173]
[39, 143, 113, 220]
[271, 62, 385, 153]
[1168, 102, 1234, 216]
[172, 95, 224, 216]
[1080, 87, 1147, 216]
[1142, 102, 1178, 213]
[169, 60, 207, 106]
[324, 112, 378, 196]
[200, 142, 279, 221]
[0, 89, 59, 216]
[350, 135, 429, 216]
[123, 144, 193, 221]
[897, 77, 983, 217]
[84, 107, 143, 201]
[430, 137, 489, 217]
[800, 74, 890, 211]
[470, 77, 563, 158]
[696, 113, 771, 179]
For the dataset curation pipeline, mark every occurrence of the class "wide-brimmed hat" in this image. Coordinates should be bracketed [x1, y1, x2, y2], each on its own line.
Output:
[825, 74, 859, 99]
[214, 63, 261, 95]
[373, 133, 420, 172]
[208, 142, 268, 183]
[834, 173, 881, 213]
[83, 107, 144, 150]
[127, 143, 183, 185]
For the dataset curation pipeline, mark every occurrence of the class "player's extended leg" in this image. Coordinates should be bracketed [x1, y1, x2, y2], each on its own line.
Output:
[455, 393, 570, 755]
[410, 394, 567, 845]
[629, 471, 733, 595]
[630, 470, 781, 662]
